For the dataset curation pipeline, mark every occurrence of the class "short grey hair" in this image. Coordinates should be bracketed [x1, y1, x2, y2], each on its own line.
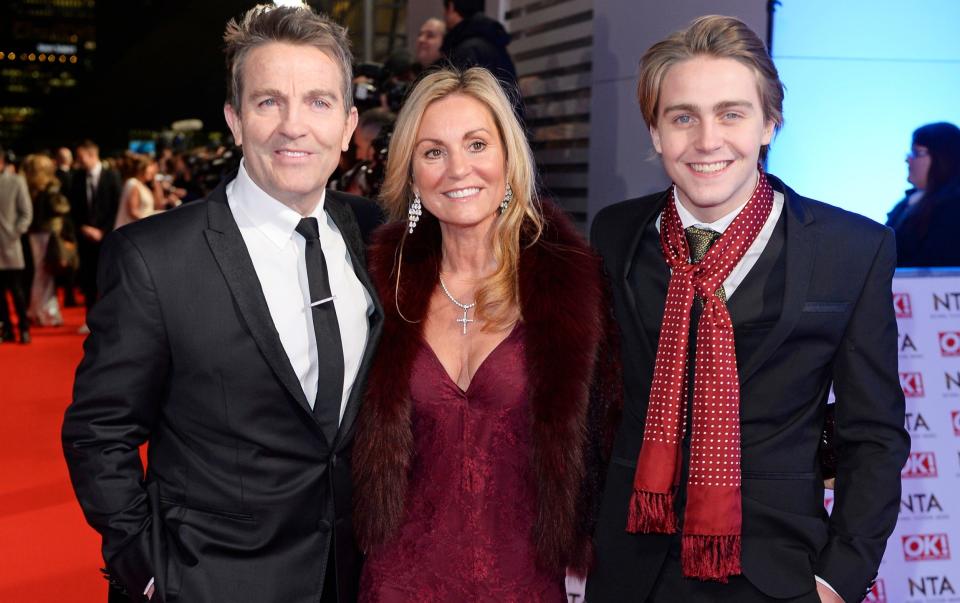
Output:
[223, 4, 354, 113]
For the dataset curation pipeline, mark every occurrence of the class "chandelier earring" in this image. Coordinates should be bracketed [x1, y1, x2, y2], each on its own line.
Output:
[499, 183, 513, 214]
[408, 191, 422, 233]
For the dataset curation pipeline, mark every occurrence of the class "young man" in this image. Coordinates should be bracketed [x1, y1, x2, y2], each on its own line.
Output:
[62, 5, 383, 602]
[587, 16, 908, 603]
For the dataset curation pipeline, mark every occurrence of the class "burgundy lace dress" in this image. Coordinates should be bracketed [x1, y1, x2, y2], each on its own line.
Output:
[358, 324, 566, 602]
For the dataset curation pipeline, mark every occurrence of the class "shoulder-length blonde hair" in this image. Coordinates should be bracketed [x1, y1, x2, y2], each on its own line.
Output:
[380, 66, 543, 329]
[22, 154, 57, 198]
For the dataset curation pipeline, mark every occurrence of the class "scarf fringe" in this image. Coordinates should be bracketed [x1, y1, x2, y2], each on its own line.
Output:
[626, 489, 677, 533]
[681, 534, 742, 582]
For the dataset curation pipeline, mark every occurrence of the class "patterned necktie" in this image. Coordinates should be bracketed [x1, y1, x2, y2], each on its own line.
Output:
[685, 226, 726, 302]
[295, 217, 344, 444]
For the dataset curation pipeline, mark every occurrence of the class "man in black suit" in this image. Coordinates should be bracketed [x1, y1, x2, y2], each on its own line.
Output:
[63, 5, 382, 602]
[587, 16, 908, 603]
[70, 139, 121, 318]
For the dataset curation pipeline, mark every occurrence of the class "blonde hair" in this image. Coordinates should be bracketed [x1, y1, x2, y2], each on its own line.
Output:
[638, 15, 784, 153]
[22, 154, 56, 198]
[380, 67, 543, 329]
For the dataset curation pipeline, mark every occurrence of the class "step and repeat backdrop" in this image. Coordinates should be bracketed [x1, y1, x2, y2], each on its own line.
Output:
[565, 269, 960, 603]
[867, 269, 960, 603]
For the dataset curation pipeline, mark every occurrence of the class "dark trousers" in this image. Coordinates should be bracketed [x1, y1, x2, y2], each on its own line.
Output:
[0, 269, 29, 334]
[647, 537, 820, 603]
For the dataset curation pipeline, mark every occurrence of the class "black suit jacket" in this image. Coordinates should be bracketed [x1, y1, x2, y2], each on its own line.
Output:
[62, 174, 384, 602]
[69, 165, 122, 235]
[586, 175, 909, 603]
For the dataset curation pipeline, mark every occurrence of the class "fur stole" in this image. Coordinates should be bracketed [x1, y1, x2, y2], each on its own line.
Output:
[352, 201, 621, 575]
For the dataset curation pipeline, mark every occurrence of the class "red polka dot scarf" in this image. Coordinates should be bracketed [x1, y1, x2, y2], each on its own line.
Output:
[626, 171, 774, 581]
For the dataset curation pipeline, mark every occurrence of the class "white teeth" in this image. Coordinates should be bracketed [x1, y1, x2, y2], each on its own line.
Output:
[444, 187, 480, 199]
[690, 161, 730, 173]
[278, 150, 308, 157]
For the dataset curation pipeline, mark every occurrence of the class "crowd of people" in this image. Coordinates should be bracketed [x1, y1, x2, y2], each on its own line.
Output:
[335, 0, 520, 199]
[0, 141, 240, 343]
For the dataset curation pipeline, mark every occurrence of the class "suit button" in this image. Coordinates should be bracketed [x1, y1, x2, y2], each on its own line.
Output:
[317, 519, 332, 533]
[330, 453, 338, 467]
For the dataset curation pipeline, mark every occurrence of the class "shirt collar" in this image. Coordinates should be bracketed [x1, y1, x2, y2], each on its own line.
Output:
[89, 161, 103, 180]
[672, 185, 749, 234]
[232, 159, 326, 249]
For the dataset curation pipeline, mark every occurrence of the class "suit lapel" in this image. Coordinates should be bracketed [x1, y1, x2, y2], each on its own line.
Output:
[622, 191, 670, 360]
[203, 178, 317, 422]
[323, 191, 384, 446]
[738, 179, 817, 385]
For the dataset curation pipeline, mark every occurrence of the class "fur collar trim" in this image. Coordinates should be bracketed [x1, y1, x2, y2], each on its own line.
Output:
[353, 202, 607, 573]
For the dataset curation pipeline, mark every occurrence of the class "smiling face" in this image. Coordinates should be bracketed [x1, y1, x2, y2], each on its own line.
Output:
[224, 42, 358, 213]
[412, 93, 506, 233]
[650, 56, 774, 222]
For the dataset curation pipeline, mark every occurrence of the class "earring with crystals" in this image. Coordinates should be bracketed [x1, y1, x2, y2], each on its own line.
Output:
[499, 183, 513, 214]
[408, 191, 422, 233]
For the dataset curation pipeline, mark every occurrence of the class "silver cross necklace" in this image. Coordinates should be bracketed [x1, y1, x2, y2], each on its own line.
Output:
[438, 276, 476, 335]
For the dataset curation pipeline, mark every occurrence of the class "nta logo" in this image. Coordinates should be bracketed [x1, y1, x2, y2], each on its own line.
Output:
[904, 412, 930, 433]
[901, 493, 944, 515]
[902, 534, 951, 561]
[933, 292, 960, 312]
[908, 575, 955, 597]
[902, 452, 937, 478]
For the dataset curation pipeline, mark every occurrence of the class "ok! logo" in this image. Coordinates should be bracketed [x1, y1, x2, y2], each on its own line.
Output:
[863, 579, 886, 602]
[902, 534, 951, 561]
[902, 452, 937, 478]
[899, 372, 924, 398]
[893, 293, 912, 318]
[940, 331, 960, 356]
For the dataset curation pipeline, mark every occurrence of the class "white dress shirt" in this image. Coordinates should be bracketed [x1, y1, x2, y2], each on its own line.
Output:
[656, 186, 784, 299]
[86, 161, 103, 208]
[227, 161, 372, 419]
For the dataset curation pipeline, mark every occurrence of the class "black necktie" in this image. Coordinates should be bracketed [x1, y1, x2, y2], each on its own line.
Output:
[295, 217, 344, 443]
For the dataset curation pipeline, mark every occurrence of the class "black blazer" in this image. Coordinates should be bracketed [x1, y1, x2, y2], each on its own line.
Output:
[62, 173, 384, 603]
[586, 175, 908, 603]
[69, 165, 122, 235]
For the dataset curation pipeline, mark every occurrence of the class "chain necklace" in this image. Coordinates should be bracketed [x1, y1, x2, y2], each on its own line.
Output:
[438, 276, 476, 335]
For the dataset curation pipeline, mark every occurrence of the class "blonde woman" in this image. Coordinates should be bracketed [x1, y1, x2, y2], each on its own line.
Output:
[352, 67, 620, 601]
[23, 154, 71, 327]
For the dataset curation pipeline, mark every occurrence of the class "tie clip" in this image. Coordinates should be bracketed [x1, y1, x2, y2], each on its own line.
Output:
[310, 296, 337, 307]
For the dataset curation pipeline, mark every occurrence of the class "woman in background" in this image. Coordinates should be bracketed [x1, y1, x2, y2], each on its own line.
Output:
[352, 67, 620, 602]
[887, 121, 960, 267]
[114, 155, 158, 229]
[23, 154, 71, 327]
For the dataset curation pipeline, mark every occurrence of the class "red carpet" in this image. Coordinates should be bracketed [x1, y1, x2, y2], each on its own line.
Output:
[0, 305, 107, 601]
